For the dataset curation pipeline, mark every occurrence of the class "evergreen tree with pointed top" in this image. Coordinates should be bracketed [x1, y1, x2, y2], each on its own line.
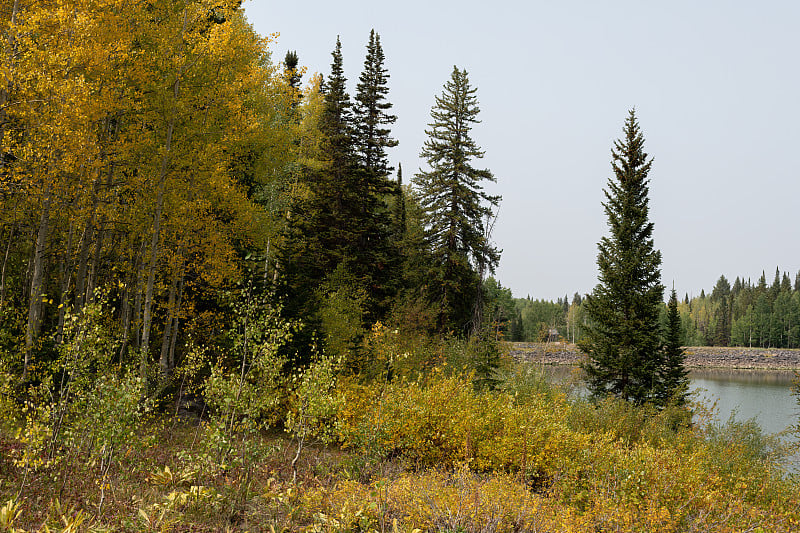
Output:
[284, 50, 301, 90]
[393, 163, 407, 240]
[770, 266, 782, 301]
[659, 288, 690, 406]
[732, 276, 743, 298]
[580, 110, 665, 405]
[277, 37, 358, 362]
[281, 34, 401, 331]
[319, 37, 355, 174]
[345, 29, 401, 315]
[710, 275, 732, 346]
[711, 275, 730, 301]
[757, 271, 768, 293]
[414, 66, 501, 333]
[781, 272, 792, 293]
[278, 38, 364, 321]
[354, 29, 398, 180]
[292, 37, 356, 240]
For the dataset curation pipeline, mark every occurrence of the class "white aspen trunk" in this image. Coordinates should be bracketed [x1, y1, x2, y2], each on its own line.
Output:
[140, 8, 188, 383]
[159, 268, 178, 375]
[168, 271, 185, 370]
[55, 221, 75, 344]
[0, 224, 15, 309]
[24, 187, 53, 376]
[140, 122, 171, 381]
[87, 218, 105, 302]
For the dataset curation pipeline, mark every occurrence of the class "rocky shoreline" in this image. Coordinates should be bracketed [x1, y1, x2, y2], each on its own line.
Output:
[506, 342, 800, 370]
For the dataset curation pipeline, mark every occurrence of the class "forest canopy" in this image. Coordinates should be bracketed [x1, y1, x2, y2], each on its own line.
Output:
[0, 1, 502, 388]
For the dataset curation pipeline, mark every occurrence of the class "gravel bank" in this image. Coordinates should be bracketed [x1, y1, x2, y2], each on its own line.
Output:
[506, 342, 800, 370]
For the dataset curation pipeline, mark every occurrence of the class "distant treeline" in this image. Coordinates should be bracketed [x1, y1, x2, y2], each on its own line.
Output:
[486, 268, 800, 348]
[678, 269, 800, 348]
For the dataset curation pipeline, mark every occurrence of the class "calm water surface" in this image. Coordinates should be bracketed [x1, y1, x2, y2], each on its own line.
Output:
[543, 366, 799, 437]
[690, 369, 798, 437]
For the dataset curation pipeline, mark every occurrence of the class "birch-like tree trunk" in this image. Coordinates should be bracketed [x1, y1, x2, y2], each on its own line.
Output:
[140, 8, 188, 383]
[25, 186, 52, 375]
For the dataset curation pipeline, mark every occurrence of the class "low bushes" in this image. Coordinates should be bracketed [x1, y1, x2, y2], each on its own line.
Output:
[2, 305, 798, 532]
[301, 468, 560, 532]
[324, 367, 800, 532]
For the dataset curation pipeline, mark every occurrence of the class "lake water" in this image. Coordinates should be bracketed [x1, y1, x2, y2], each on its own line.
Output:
[690, 369, 798, 438]
[543, 365, 799, 439]
[539, 365, 800, 471]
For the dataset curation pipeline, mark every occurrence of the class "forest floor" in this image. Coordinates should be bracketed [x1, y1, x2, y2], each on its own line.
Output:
[506, 342, 800, 370]
[2, 369, 799, 532]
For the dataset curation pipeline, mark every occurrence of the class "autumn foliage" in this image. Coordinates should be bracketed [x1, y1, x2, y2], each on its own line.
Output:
[1, 318, 799, 530]
[1, 3, 799, 533]
[0, 0, 320, 378]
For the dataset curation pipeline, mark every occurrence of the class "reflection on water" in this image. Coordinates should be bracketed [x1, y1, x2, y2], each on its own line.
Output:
[539, 364, 799, 470]
[690, 369, 797, 437]
[540, 365, 799, 437]
[691, 368, 796, 388]
[690, 368, 799, 473]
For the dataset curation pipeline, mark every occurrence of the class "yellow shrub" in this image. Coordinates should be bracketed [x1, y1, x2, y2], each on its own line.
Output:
[302, 468, 565, 532]
[331, 369, 800, 532]
[335, 374, 592, 483]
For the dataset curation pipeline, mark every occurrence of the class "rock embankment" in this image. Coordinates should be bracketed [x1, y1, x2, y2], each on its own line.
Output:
[506, 342, 583, 365]
[506, 342, 800, 370]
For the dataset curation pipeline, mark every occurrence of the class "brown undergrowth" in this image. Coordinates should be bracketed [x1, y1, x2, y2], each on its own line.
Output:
[2, 366, 799, 532]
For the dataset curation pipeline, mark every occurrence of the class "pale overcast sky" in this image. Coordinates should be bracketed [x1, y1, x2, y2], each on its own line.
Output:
[242, 0, 800, 302]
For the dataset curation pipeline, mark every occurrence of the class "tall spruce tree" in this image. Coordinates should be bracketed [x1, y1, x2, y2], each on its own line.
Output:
[660, 288, 690, 406]
[280, 51, 303, 118]
[348, 29, 401, 316]
[280, 33, 400, 339]
[393, 163, 407, 241]
[580, 110, 665, 405]
[321, 38, 355, 174]
[354, 29, 397, 179]
[278, 37, 360, 344]
[710, 275, 732, 346]
[414, 66, 500, 333]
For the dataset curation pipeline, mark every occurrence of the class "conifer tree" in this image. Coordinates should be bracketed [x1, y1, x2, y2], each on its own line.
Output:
[414, 66, 500, 332]
[731, 276, 743, 298]
[279, 34, 400, 358]
[660, 288, 690, 406]
[580, 110, 665, 405]
[354, 29, 397, 179]
[781, 272, 792, 293]
[321, 37, 356, 177]
[711, 275, 732, 346]
[770, 267, 782, 302]
[283, 50, 301, 90]
[393, 163, 407, 241]
[348, 29, 400, 316]
[278, 37, 359, 338]
[711, 275, 731, 301]
[713, 296, 731, 346]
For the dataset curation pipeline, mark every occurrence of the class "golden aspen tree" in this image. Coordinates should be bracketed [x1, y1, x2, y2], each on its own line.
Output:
[124, 2, 318, 378]
[0, 0, 320, 381]
[3, 1, 117, 372]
